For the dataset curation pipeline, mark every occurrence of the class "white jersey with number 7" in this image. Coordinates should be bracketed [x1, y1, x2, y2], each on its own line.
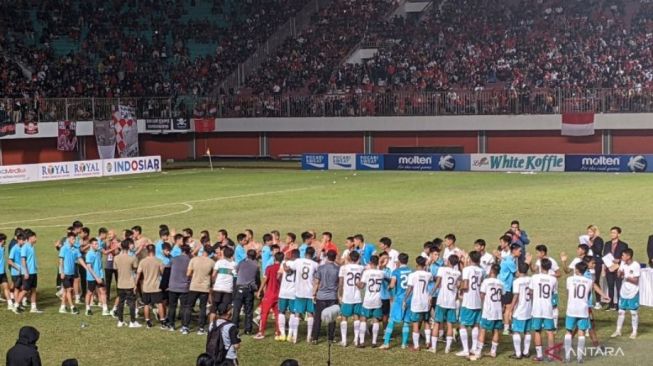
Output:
[407, 270, 433, 313]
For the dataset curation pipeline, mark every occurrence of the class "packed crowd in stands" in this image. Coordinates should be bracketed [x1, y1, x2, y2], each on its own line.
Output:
[3, 0, 653, 119]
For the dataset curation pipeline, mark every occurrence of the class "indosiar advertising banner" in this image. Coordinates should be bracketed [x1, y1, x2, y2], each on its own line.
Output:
[471, 154, 565, 172]
[328, 153, 356, 170]
[356, 154, 384, 170]
[301, 154, 328, 170]
[565, 155, 653, 173]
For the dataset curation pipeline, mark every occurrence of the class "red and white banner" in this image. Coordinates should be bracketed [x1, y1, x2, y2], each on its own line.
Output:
[562, 112, 594, 136]
[193, 118, 215, 133]
[24, 121, 38, 135]
[57, 121, 77, 151]
[113, 105, 139, 157]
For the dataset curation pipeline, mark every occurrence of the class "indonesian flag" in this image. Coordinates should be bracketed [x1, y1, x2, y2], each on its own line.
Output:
[561, 112, 594, 136]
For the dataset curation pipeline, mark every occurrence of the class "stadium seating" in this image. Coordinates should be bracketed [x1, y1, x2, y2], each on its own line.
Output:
[3, 0, 653, 118]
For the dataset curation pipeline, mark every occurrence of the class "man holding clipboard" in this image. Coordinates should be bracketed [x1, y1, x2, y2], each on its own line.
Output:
[602, 227, 629, 310]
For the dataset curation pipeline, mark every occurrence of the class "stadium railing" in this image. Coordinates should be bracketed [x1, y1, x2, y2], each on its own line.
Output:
[2, 89, 653, 123]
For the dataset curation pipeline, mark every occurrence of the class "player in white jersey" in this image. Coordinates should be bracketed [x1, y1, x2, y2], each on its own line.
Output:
[356, 255, 385, 347]
[470, 264, 504, 360]
[559, 244, 589, 275]
[510, 262, 533, 359]
[431, 254, 461, 354]
[378, 237, 399, 271]
[474, 239, 495, 275]
[612, 248, 640, 339]
[457, 251, 484, 357]
[404, 256, 433, 351]
[442, 234, 462, 263]
[564, 261, 594, 363]
[277, 249, 299, 342]
[284, 246, 318, 343]
[529, 244, 561, 329]
[338, 236, 356, 265]
[529, 258, 558, 362]
[338, 251, 364, 347]
[495, 234, 512, 261]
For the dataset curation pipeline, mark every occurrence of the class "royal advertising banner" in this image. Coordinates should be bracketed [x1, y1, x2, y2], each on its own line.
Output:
[565, 155, 652, 173]
[0, 156, 161, 184]
[327, 153, 356, 170]
[301, 154, 328, 170]
[471, 154, 565, 172]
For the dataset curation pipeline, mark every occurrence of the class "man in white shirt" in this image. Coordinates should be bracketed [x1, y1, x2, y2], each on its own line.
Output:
[470, 264, 504, 360]
[564, 261, 594, 363]
[338, 236, 356, 265]
[404, 256, 433, 351]
[457, 251, 484, 357]
[284, 247, 318, 343]
[612, 248, 640, 339]
[379, 237, 399, 271]
[356, 255, 385, 347]
[277, 249, 299, 342]
[442, 234, 461, 263]
[338, 251, 364, 347]
[474, 239, 495, 275]
[529, 258, 558, 362]
[431, 254, 461, 354]
[210, 246, 236, 325]
[510, 262, 533, 360]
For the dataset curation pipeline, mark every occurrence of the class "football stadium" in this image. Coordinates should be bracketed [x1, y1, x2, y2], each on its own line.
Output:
[1, 1, 653, 365]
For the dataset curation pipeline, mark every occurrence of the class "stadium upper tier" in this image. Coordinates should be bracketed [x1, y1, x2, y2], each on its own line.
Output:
[2, 0, 653, 105]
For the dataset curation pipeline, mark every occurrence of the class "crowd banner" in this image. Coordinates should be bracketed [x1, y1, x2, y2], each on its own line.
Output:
[356, 154, 384, 170]
[94, 120, 116, 159]
[565, 154, 652, 173]
[471, 153, 565, 172]
[173, 117, 191, 131]
[145, 118, 172, 132]
[327, 153, 356, 170]
[57, 121, 77, 151]
[113, 105, 139, 157]
[24, 121, 38, 135]
[103, 156, 162, 177]
[301, 154, 328, 170]
[193, 118, 216, 132]
[0, 117, 16, 137]
[0, 156, 162, 185]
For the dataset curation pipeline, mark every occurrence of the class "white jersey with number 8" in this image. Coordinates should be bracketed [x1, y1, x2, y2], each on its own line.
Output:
[291, 258, 318, 299]
[339, 263, 364, 304]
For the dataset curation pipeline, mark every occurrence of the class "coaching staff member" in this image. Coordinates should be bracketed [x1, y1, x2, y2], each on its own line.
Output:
[233, 249, 260, 334]
[311, 250, 340, 344]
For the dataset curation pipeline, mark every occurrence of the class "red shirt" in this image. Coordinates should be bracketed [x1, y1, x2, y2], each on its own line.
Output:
[323, 241, 339, 256]
[263, 263, 281, 300]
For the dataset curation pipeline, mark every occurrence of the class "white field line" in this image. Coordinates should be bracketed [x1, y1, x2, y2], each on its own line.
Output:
[0, 186, 321, 229]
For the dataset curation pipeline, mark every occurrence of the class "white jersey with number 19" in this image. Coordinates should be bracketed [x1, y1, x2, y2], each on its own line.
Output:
[530, 273, 557, 319]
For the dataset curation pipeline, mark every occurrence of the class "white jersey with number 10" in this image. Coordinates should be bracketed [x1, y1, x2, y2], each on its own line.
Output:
[566, 275, 594, 318]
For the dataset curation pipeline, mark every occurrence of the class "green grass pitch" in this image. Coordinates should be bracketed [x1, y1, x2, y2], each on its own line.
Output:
[0, 168, 652, 365]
